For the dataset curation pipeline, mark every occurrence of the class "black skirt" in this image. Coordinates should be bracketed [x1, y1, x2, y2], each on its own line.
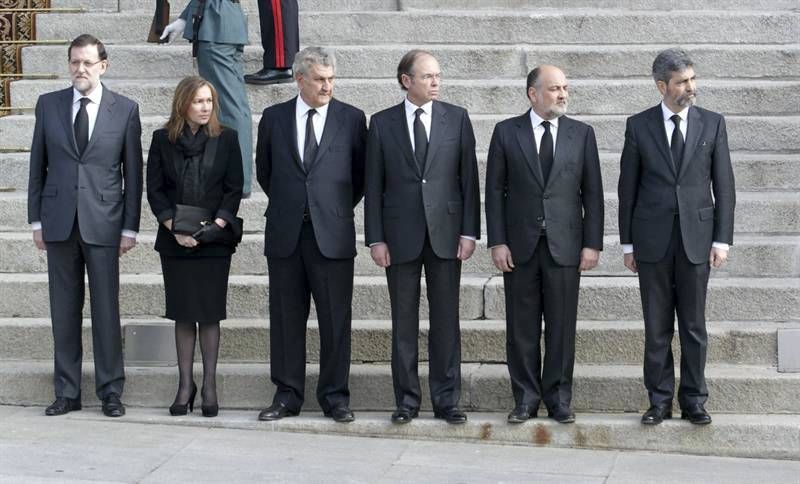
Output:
[161, 255, 231, 322]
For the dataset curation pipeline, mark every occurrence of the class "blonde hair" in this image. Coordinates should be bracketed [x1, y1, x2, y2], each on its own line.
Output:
[165, 76, 222, 143]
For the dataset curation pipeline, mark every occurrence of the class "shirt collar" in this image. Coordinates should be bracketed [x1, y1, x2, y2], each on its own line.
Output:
[73, 82, 103, 105]
[296, 94, 330, 119]
[405, 98, 433, 117]
[529, 109, 560, 129]
[661, 102, 689, 123]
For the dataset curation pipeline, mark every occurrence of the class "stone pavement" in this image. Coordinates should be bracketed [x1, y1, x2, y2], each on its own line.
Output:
[0, 405, 798, 483]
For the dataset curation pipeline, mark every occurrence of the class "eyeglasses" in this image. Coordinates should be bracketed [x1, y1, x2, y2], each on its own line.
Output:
[415, 73, 442, 82]
[68, 59, 105, 70]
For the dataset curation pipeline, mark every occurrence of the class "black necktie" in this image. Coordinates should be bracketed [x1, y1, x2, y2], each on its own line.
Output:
[74, 97, 90, 156]
[670, 114, 684, 173]
[303, 108, 318, 173]
[539, 120, 553, 183]
[413, 107, 428, 174]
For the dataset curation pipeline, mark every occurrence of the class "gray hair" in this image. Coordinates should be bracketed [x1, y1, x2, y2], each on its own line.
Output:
[292, 46, 336, 77]
[652, 48, 694, 84]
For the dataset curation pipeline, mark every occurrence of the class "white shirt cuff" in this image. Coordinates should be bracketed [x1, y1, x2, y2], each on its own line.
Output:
[368, 242, 385, 247]
[31, 222, 42, 231]
[621, 244, 634, 254]
[460, 235, 476, 241]
[121, 230, 138, 239]
[711, 242, 729, 251]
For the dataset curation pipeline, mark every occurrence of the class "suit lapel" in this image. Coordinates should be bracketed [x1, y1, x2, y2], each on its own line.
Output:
[58, 88, 78, 156]
[388, 102, 420, 176]
[645, 104, 677, 178]
[422, 101, 446, 177]
[201, 132, 219, 191]
[308, 99, 341, 173]
[278, 97, 304, 173]
[515, 111, 545, 189]
[82, 86, 115, 156]
[678, 106, 703, 180]
[546, 116, 575, 188]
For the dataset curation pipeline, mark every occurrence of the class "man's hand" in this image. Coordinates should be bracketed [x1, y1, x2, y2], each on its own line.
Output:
[174, 234, 198, 248]
[160, 18, 186, 42]
[623, 253, 638, 273]
[457, 238, 476, 261]
[119, 236, 136, 256]
[491, 244, 514, 272]
[370, 243, 391, 268]
[709, 247, 728, 268]
[579, 248, 600, 272]
[33, 229, 46, 251]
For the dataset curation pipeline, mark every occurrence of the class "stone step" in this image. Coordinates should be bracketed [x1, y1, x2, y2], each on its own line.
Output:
[0, 317, 785, 366]
[0, 273, 797, 321]
[3, 112, 798, 154]
[2, 191, 798, 236]
[4, 151, 800, 194]
[63, 408, 800, 461]
[11, 78, 800, 117]
[34, 12, 800, 45]
[21, 43, 800, 80]
[54, 0, 399, 13]
[2, 232, 798, 278]
[1, 360, 798, 414]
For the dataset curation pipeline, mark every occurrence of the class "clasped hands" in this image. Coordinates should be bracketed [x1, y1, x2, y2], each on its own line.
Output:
[166, 218, 227, 248]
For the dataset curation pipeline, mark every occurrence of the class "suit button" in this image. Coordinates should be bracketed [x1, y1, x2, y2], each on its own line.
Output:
[537, 216, 543, 221]
[543, 194, 550, 199]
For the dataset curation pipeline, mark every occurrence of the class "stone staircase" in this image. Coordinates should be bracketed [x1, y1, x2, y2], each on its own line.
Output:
[0, 0, 798, 459]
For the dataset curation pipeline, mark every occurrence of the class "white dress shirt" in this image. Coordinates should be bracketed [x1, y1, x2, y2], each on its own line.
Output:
[621, 102, 727, 255]
[404, 98, 432, 151]
[529, 109, 559, 157]
[295, 94, 328, 165]
[32, 83, 137, 239]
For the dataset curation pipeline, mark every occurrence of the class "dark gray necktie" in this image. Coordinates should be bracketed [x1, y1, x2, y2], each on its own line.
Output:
[670, 114, 684, 173]
[413, 108, 428, 174]
[74, 97, 90, 156]
[539, 120, 553, 183]
[303, 108, 318, 173]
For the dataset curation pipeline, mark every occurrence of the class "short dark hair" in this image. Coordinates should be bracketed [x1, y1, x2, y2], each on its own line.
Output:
[652, 48, 693, 84]
[68, 34, 108, 61]
[396, 49, 434, 91]
[526, 67, 543, 92]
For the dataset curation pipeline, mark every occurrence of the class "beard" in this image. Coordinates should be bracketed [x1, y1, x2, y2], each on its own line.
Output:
[675, 92, 697, 108]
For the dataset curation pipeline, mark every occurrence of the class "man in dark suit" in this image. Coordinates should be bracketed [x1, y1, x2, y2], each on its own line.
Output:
[618, 48, 735, 426]
[244, 0, 298, 85]
[27, 34, 143, 417]
[485, 65, 604, 424]
[364, 50, 481, 425]
[255, 46, 367, 423]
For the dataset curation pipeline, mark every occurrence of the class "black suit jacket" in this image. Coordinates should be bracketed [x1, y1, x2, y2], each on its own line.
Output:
[146, 127, 244, 256]
[256, 97, 367, 259]
[485, 112, 604, 266]
[28, 85, 143, 246]
[364, 100, 481, 264]
[618, 104, 736, 264]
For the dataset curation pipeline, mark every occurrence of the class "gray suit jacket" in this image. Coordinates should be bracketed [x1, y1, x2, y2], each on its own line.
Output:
[618, 104, 736, 264]
[485, 112, 604, 266]
[364, 100, 481, 264]
[28, 85, 143, 246]
[180, 0, 248, 45]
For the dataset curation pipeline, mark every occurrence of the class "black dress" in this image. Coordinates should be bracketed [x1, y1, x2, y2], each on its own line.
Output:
[146, 126, 244, 323]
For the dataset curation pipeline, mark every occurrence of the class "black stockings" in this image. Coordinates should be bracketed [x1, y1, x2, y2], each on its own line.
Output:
[173, 320, 220, 406]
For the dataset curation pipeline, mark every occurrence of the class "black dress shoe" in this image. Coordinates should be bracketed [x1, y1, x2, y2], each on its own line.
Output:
[244, 68, 294, 85]
[101, 394, 125, 417]
[641, 404, 672, 425]
[547, 404, 576, 424]
[390, 406, 419, 424]
[257, 402, 299, 421]
[434, 407, 468, 425]
[45, 397, 81, 416]
[681, 403, 712, 425]
[324, 405, 355, 423]
[507, 404, 538, 424]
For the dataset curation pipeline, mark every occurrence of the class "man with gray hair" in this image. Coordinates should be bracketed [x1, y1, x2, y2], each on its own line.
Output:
[255, 46, 367, 423]
[618, 48, 735, 426]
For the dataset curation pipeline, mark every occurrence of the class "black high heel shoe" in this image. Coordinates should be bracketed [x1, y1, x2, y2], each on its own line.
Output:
[201, 386, 218, 417]
[169, 382, 197, 416]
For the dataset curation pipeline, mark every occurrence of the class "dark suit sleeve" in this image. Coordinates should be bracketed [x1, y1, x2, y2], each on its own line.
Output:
[255, 108, 272, 197]
[617, 117, 640, 245]
[122, 102, 143, 233]
[145, 131, 174, 224]
[711, 115, 735, 245]
[27, 96, 47, 224]
[484, 123, 507, 247]
[216, 129, 244, 224]
[351, 110, 368, 207]
[459, 109, 481, 239]
[581, 125, 604, 250]
[364, 116, 385, 245]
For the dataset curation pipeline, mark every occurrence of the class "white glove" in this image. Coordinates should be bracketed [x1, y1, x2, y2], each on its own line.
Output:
[160, 18, 186, 42]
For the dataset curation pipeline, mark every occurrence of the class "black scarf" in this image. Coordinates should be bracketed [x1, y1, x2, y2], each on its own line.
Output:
[176, 124, 208, 156]
[176, 124, 208, 205]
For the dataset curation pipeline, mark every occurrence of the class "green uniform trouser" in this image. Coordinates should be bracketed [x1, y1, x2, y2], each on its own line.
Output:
[197, 40, 253, 194]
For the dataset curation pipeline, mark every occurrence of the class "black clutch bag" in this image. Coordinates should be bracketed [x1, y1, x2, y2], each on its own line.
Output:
[172, 204, 214, 235]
